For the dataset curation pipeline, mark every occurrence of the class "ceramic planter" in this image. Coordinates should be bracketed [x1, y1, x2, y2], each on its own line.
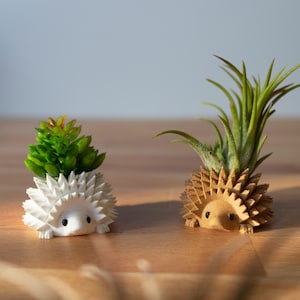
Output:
[23, 171, 116, 239]
[181, 167, 273, 233]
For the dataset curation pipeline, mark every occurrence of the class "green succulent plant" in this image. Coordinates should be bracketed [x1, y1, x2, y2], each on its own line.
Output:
[24, 115, 106, 179]
[156, 56, 300, 176]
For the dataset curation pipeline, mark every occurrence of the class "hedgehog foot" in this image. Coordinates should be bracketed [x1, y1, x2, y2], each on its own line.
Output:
[185, 218, 199, 228]
[96, 224, 110, 233]
[239, 224, 253, 234]
[39, 230, 53, 239]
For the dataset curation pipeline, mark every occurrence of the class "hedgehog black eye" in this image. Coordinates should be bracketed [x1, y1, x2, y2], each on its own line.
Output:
[86, 216, 91, 224]
[228, 213, 235, 221]
[205, 211, 210, 219]
[62, 219, 68, 226]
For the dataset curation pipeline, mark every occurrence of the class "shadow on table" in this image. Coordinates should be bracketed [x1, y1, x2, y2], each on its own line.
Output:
[112, 200, 182, 232]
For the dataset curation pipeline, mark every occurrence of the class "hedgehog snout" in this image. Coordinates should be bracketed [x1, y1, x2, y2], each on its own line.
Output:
[207, 214, 225, 229]
[56, 208, 96, 237]
[200, 200, 240, 231]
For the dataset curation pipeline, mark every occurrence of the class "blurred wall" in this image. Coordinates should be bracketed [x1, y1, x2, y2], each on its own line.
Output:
[0, 0, 299, 119]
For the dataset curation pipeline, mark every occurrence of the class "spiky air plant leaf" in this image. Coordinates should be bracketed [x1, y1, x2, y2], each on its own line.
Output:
[24, 115, 106, 179]
[157, 56, 300, 175]
[156, 56, 300, 233]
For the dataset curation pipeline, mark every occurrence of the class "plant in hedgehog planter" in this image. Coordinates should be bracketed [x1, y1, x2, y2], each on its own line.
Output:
[156, 56, 300, 233]
[23, 115, 117, 239]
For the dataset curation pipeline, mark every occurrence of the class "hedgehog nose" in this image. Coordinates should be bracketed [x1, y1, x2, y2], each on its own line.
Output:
[69, 216, 85, 233]
[209, 216, 223, 229]
[64, 211, 94, 235]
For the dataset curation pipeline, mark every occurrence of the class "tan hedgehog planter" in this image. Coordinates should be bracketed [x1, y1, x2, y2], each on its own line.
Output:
[156, 56, 300, 234]
[181, 167, 273, 233]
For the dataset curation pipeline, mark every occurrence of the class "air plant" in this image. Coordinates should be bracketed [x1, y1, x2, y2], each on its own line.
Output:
[156, 56, 300, 233]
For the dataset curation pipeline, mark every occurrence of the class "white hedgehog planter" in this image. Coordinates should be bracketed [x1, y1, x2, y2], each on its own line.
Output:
[23, 171, 117, 239]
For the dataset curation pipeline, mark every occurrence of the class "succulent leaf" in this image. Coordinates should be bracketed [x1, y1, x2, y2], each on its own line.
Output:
[91, 152, 106, 170]
[24, 116, 106, 178]
[24, 159, 46, 178]
[76, 136, 92, 154]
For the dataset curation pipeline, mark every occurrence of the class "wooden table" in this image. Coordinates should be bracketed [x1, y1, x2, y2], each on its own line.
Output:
[0, 118, 300, 299]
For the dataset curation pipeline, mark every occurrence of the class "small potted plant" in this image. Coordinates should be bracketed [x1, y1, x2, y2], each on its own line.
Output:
[23, 115, 117, 239]
[156, 56, 300, 233]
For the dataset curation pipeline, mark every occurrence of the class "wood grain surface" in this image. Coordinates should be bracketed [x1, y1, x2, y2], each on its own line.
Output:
[0, 118, 300, 299]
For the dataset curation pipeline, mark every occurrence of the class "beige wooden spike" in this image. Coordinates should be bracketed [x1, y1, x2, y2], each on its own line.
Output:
[233, 182, 244, 193]
[243, 182, 257, 196]
[248, 173, 261, 185]
[245, 198, 256, 207]
[200, 167, 210, 177]
[249, 208, 260, 216]
[218, 167, 227, 181]
[186, 193, 198, 203]
[255, 203, 270, 213]
[188, 170, 202, 197]
[247, 219, 261, 227]
[255, 184, 270, 195]
[191, 175, 202, 188]
[230, 197, 248, 220]
[191, 184, 205, 201]
[217, 167, 227, 194]
[185, 178, 202, 203]
[185, 201, 199, 212]
[210, 168, 219, 183]
[235, 168, 249, 187]
[240, 189, 251, 201]
[199, 169, 210, 199]
[251, 192, 263, 203]
[225, 169, 237, 189]
[209, 168, 219, 196]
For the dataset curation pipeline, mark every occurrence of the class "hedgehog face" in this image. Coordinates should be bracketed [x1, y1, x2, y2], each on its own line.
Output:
[200, 200, 240, 231]
[53, 205, 97, 237]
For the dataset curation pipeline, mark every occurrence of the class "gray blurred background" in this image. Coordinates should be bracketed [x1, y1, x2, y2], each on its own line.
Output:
[0, 0, 299, 119]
